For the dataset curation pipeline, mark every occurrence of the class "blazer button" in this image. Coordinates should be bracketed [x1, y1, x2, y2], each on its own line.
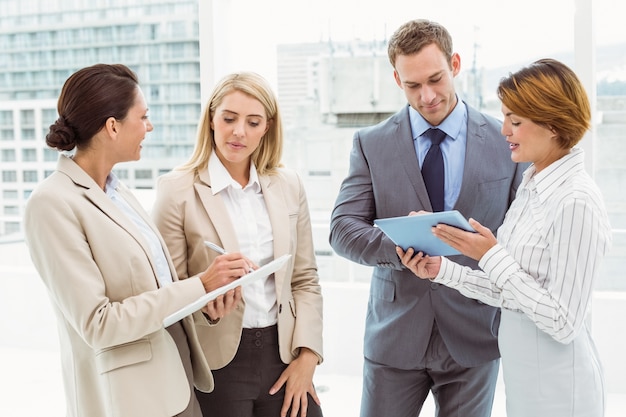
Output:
[430, 282, 440, 290]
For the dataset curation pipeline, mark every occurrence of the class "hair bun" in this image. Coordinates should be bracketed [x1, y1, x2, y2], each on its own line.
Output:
[46, 116, 77, 151]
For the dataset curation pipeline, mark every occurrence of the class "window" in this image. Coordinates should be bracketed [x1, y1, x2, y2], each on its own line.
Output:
[134, 169, 153, 180]
[43, 148, 58, 162]
[23, 170, 38, 182]
[113, 169, 128, 179]
[3, 205, 19, 215]
[2, 170, 17, 182]
[21, 128, 35, 140]
[1, 129, 14, 141]
[3, 221, 20, 234]
[20, 109, 34, 125]
[42, 108, 57, 126]
[1, 149, 16, 161]
[2, 190, 18, 199]
[0, 110, 12, 125]
[22, 148, 37, 162]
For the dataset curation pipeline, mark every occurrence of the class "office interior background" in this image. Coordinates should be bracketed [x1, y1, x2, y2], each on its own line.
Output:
[1, 0, 624, 415]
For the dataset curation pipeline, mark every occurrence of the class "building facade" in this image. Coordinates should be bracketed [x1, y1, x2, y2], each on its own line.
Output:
[0, 0, 202, 235]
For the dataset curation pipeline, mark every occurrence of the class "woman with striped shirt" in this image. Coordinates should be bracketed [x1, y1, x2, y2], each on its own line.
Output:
[397, 58, 612, 417]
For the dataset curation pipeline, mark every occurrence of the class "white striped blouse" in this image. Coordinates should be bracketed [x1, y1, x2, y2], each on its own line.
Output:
[435, 147, 612, 344]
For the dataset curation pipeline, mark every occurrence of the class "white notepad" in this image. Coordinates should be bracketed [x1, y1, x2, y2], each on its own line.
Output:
[163, 254, 292, 327]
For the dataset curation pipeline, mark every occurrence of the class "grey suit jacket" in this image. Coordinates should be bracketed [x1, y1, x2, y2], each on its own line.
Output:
[329, 103, 525, 368]
[24, 155, 213, 417]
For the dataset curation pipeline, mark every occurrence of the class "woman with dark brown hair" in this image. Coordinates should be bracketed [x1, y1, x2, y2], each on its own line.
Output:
[24, 63, 246, 417]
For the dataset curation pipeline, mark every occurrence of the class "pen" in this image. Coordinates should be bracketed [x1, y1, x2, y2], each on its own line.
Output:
[204, 241, 254, 273]
[204, 241, 227, 255]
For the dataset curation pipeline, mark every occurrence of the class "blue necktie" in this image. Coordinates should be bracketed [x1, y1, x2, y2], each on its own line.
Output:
[421, 128, 446, 212]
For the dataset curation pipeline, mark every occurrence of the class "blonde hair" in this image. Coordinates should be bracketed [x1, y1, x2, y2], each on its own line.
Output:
[178, 72, 283, 175]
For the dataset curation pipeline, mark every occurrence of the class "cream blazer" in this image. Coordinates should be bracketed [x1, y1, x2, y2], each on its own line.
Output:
[24, 155, 213, 417]
[152, 166, 324, 369]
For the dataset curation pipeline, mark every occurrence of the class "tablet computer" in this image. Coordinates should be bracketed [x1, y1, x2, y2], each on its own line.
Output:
[163, 254, 292, 327]
[374, 210, 475, 256]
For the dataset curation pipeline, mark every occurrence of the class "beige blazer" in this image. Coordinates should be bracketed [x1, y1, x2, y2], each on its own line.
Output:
[24, 155, 213, 417]
[152, 166, 323, 369]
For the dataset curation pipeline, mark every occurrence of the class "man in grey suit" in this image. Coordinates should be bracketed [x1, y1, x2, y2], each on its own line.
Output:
[329, 19, 526, 417]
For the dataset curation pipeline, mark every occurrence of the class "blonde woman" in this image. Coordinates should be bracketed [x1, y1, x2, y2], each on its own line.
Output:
[153, 72, 324, 417]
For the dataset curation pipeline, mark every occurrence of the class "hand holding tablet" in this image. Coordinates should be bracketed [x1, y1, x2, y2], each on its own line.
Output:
[374, 210, 475, 256]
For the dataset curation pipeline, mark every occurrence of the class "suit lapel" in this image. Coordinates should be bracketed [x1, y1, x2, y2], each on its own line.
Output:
[259, 173, 290, 296]
[194, 169, 240, 252]
[57, 155, 163, 284]
[454, 106, 487, 212]
[391, 107, 433, 209]
[116, 184, 180, 283]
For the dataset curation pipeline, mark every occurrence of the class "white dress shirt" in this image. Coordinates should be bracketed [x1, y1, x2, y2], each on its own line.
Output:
[409, 97, 467, 210]
[434, 147, 612, 344]
[208, 151, 277, 328]
[105, 173, 173, 287]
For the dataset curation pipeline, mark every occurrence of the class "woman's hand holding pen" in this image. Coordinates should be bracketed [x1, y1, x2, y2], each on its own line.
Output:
[197, 250, 256, 322]
[198, 251, 255, 292]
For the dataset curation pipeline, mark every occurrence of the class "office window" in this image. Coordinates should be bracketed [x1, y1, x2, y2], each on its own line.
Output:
[22, 148, 37, 162]
[23, 189, 32, 199]
[2, 190, 18, 199]
[119, 45, 139, 61]
[0, 110, 12, 125]
[135, 169, 153, 180]
[21, 128, 35, 140]
[20, 109, 34, 125]
[0, 129, 14, 141]
[119, 25, 139, 41]
[114, 169, 129, 179]
[3, 205, 19, 215]
[42, 108, 57, 125]
[43, 148, 58, 162]
[44, 170, 54, 178]
[4, 221, 20, 234]
[23, 170, 38, 182]
[2, 170, 17, 182]
[1, 149, 16, 161]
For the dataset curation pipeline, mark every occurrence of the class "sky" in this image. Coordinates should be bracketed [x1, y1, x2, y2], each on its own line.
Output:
[211, 0, 626, 86]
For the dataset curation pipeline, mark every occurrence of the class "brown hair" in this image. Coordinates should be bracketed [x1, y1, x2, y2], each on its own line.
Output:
[497, 58, 591, 149]
[46, 64, 139, 151]
[387, 19, 454, 69]
[177, 72, 283, 175]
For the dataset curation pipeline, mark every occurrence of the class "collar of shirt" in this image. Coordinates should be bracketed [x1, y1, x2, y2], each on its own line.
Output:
[208, 151, 261, 195]
[521, 147, 585, 204]
[104, 171, 120, 194]
[409, 96, 466, 141]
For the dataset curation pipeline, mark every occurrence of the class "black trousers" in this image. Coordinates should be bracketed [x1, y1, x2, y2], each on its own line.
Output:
[196, 325, 323, 417]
